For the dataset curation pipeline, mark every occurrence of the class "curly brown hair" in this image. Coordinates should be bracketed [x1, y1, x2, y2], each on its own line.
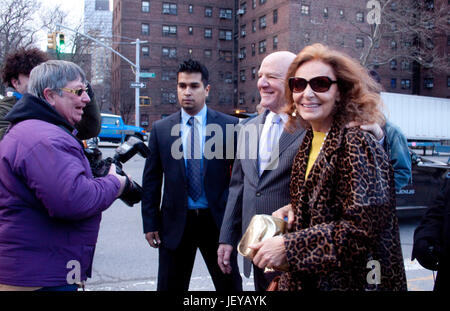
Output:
[284, 43, 385, 132]
[1, 47, 49, 88]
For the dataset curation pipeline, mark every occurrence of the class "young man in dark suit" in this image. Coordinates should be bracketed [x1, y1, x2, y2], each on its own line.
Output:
[141, 59, 242, 291]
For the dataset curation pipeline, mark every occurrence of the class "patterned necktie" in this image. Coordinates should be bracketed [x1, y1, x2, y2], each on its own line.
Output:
[259, 114, 281, 176]
[186, 117, 202, 201]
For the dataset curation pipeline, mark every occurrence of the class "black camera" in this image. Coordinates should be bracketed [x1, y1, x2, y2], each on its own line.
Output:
[85, 136, 150, 206]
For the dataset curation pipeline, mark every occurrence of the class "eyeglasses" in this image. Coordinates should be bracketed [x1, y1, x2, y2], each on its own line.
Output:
[288, 76, 337, 93]
[61, 87, 87, 96]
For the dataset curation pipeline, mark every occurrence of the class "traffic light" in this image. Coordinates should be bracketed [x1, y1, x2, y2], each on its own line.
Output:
[47, 32, 56, 50]
[56, 33, 65, 53]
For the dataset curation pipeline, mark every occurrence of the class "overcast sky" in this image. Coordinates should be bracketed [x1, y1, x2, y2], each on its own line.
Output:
[38, 0, 114, 50]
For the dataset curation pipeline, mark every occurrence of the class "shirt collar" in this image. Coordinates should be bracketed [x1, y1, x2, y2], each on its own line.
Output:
[181, 104, 207, 126]
[266, 111, 288, 124]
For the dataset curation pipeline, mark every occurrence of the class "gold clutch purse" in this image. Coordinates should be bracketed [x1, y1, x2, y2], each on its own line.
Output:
[237, 214, 289, 271]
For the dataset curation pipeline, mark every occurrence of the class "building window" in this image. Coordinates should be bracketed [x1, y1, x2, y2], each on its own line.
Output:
[252, 0, 256, 9]
[205, 7, 212, 17]
[251, 67, 256, 80]
[240, 70, 246, 82]
[204, 28, 212, 38]
[259, 15, 266, 29]
[355, 37, 364, 48]
[239, 2, 247, 15]
[162, 70, 177, 80]
[339, 9, 345, 18]
[401, 60, 410, 70]
[390, 78, 397, 89]
[273, 9, 278, 24]
[390, 59, 397, 70]
[204, 49, 212, 58]
[301, 5, 310, 15]
[239, 47, 246, 60]
[188, 26, 193, 35]
[391, 40, 397, 50]
[273, 35, 278, 50]
[142, 46, 149, 56]
[239, 93, 246, 105]
[219, 30, 233, 41]
[401, 79, 411, 89]
[188, 4, 193, 13]
[95, 0, 109, 11]
[424, 78, 434, 89]
[162, 3, 177, 15]
[251, 43, 256, 56]
[391, 2, 397, 11]
[447, 76, 450, 87]
[219, 8, 232, 19]
[162, 92, 177, 104]
[259, 40, 267, 54]
[224, 72, 233, 84]
[241, 25, 246, 37]
[356, 12, 364, 22]
[252, 20, 256, 32]
[141, 0, 150, 12]
[219, 50, 232, 62]
[141, 23, 149, 36]
[162, 25, 177, 36]
[162, 47, 177, 58]
[304, 33, 310, 43]
[323, 7, 328, 18]
[260, 0, 267, 4]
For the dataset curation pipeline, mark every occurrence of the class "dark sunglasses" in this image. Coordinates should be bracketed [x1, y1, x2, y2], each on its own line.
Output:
[288, 76, 337, 93]
[61, 87, 87, 96]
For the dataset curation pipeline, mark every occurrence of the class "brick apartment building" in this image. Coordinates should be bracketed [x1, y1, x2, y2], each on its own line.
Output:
[112, 0, 237, 126]
[112, 0, 449, 128]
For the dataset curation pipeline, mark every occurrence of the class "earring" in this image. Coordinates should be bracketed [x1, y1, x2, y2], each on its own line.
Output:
[291, 110, 297, 117]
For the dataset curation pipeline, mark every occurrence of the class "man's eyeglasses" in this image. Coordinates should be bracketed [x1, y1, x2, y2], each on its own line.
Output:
[288, 76, 337, 93]
[61, 87, 87, 96]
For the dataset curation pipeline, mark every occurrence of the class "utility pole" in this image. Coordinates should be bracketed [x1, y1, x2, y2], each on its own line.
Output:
[56, 24, 147, 126]
[134, 39, 140, 127]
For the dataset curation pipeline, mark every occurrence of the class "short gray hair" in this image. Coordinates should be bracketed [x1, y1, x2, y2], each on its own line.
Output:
[28, 60, 87, 99]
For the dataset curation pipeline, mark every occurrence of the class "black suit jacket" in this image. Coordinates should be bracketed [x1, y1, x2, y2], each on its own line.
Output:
[141, 107, 239, 250]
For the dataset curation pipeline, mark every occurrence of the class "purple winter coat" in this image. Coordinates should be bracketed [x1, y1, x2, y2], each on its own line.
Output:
[0, 119, 120, 287]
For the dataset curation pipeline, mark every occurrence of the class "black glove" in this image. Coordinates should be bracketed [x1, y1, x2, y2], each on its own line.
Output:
[412, 238, 440, 271]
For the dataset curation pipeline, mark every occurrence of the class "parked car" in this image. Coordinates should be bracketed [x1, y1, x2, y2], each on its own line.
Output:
[396, 151, 450, 212]
[98, 113, 148, 143]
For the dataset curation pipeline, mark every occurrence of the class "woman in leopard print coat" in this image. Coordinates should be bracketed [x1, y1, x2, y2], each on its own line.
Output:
[250, 44, 407, 291]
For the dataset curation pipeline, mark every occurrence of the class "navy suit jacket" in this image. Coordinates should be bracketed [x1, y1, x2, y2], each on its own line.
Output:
[141, 107, 239, 250]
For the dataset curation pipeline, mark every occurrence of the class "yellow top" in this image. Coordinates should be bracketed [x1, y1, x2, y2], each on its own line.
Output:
[305, 131, 327, 179]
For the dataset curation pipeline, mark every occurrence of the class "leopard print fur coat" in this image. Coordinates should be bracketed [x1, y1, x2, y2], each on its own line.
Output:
[278, 121, 407, 291]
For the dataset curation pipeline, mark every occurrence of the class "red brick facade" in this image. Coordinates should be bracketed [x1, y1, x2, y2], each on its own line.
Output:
[112, 0, 449, 128]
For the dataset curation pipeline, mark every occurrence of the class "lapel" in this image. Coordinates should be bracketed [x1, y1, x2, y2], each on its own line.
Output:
[259, 111, 306, 178]
[249, 111, 267, 176]
[167, 111, 188, 183]
[203, 107, 218, 175]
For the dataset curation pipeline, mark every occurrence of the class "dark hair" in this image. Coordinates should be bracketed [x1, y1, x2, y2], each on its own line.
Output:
[1, 47, 49, 88]
[177, 59, 209, 87]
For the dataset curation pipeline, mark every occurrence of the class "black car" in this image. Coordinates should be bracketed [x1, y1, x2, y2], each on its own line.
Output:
[396, 151, 450, 213]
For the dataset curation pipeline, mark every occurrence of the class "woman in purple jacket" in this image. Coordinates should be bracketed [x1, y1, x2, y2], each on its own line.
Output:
[0, 60, 127, 291]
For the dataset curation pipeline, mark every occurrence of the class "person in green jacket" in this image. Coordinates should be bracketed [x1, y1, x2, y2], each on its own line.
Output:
[0, 47, 101, 141]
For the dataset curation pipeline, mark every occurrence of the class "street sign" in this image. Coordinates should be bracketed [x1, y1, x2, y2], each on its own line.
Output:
[130, 82, 146, 88]
[140, 72, 156, 78]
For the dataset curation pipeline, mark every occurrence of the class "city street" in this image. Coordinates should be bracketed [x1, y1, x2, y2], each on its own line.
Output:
[85, 146, 435, 291]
